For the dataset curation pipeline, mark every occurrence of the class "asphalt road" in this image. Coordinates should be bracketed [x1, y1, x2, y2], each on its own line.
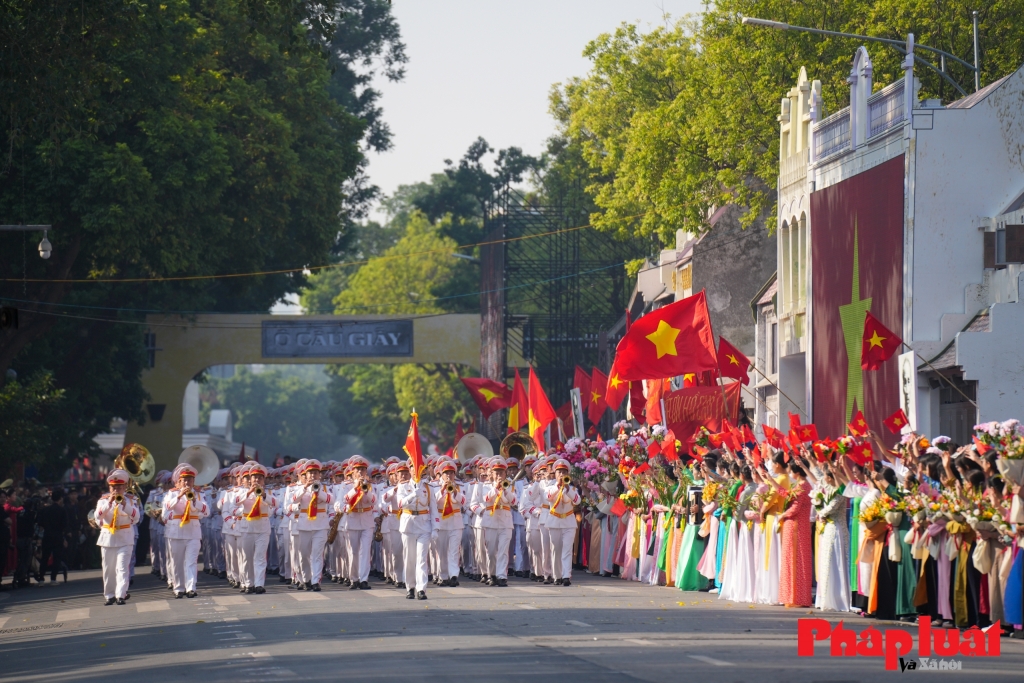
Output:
[0, 568, 1021, 682]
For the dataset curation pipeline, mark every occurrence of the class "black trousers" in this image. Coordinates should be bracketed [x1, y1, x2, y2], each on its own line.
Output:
[15, 538, 33, 583]
[39, 538, 64, 580]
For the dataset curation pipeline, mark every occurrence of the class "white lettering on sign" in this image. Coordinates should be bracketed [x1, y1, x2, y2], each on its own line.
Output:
[262, 320, 413, 358]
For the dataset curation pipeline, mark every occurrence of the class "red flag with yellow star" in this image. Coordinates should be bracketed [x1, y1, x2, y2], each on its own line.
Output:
[527, 367, 556, 450]
[588, 367, 609, 424]
[883, 408, 909, 434]
[717, 337, 751, 385]
[460, 377, 512, 419]
[507, 369, 528, 434]
[403, 411, 424, 483]
[573, 366, 591, 410]
[861, 311, 902, 371]
[604, 359, 629, 411]
[612, 291, 718, 381]
[847, 409, 869, 437]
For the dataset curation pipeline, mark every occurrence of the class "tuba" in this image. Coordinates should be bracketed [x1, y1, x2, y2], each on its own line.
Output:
[500, 430, 538, 460]
[116, 443, 156, 498]
[455, 432, 494, 464]
[177, 445, 220, 486]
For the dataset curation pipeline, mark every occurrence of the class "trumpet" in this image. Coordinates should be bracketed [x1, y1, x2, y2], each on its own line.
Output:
[113, 494, 125, 505]
[445, 483, 458, 494]
[560, 475, 572, 487]
[184, 489, 195, 501]
[253, 487, 264, 498]
[311, 483, 320, 492]
[500, 479, 511, 490]
[359, 482, 371, 493]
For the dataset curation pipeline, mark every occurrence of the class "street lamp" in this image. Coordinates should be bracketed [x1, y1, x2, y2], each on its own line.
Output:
[0, 224, 54, 259]
[740, 15, 981, 95]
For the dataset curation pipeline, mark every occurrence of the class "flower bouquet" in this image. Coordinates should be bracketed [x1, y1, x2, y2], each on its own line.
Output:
[860, 497, 888, 529]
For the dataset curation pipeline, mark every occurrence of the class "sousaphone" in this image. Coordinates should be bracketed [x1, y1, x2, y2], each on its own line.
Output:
[500, 430, 538, 460]
[115, 443, 156, 497]
[177, 445, 220, 486]
[454, 432, 494, 464]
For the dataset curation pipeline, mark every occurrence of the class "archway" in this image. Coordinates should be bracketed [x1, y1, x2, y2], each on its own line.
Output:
[125, 313, 480, 471]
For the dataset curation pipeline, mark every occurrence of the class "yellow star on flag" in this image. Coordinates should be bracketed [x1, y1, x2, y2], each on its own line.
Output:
[645, 320, 681, 359]
[591, 391, 601, 404]
[868, 330, 886, 349]
[528, 409, 541, 436]
[893, 416, 903, 426]
[479, 388, 498, 403]
[683, 373, 696, 383]
[507, 404, 519, 429]
[726, 354, 740, 366]
[609, 373, 624, 389]
[856, 418, 867, 427]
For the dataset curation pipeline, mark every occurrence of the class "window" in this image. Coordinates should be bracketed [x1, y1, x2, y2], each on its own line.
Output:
[770, 322, 778, 374]
[780, 220, 791, 313]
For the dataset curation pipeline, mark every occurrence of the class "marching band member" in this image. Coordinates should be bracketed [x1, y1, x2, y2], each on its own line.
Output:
[95, 469, 141, 605]
[468, 458, 489, 583]
[210, 469, 228, 579]
[545, 458, 581, 586]
[398, 461, 439, 600]
[146, 471, 169, 582]
[520, 458, 547, 581]
[234, 462, 273, 594]
[459, 460, 479, 580]
[265, 468, 281, 577]
[481, 457, 517, 587]
[434, 459, 465, 586]
[219, 463, 243, 588]
[507, 456, 529, 577]
[326, 462, 348, 584]
[162, 463, 210, 598]
[288, 459, 332, 591]
[537, 457, 556, 583]
[285, 461, 304, 587]
[340, 456, 376, 590]
[384, 462, 409, 588]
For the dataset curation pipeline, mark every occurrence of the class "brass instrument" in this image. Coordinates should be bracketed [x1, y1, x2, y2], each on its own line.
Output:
[177, 445, 220, 486]
[312, 483, 320, 492]
[184, 489, 195, 501]
[445, 483, 457, 494]
[359, 482, 371, 493]
[115, 443, 156, 498]
[455, 432, 494, 463]
[373, 514, 385, 542]
[87, 510, 101, 530]
[253, 487, 264, 498]
[500, 430, 539, 460]
[561, 475, 572, 487]
[326, 510, 343, 545]
[500, 479, 511, 490]
[113, 494, 125, 505]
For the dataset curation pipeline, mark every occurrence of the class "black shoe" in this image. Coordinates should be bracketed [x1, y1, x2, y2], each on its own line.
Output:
[296, 582, 306, 591]
[562, 578, 571, 586]
[479, 574, 487, 583]
[63, 568, 68, 583]
[104, 598, 115, 606]
[245, 586, 255, 594]
[406, 589, 415, 599]
[175, 592, 185, 599]
[218, 571, 226, 579]
[151, 568, 160, 575]
[124, 593, 130, 601]
[485, 577, 495, 586]
[396, 582, 406, 589]
[311, 583, 321, 592]
[360, 581, 371, 590]
[128, 578, 134, 587]
[450, 578, 459, 587]
[254, 586, 265, 594]
[186, 591, 197, 598]
[160, 575, 168, 582]
[279, 575, 289, 583]
[349, 583, 359, 590]
[496, 578, 508, 587]
[240, 586, 248, 594]
[544, 577, 553, 584]
[416, 590, 427, 600]
[116, 598, 126, 605]
[386, 577, 394, 585]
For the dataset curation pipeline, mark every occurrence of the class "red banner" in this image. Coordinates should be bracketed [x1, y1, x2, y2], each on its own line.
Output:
[662, 383, 742, 449]
[810, 155, 903, 443]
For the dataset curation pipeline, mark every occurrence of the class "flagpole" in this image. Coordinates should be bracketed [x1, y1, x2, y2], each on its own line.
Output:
[748, 363, 809, 419]
[739, 381, 779, 418]
[902, 342, 979, 409]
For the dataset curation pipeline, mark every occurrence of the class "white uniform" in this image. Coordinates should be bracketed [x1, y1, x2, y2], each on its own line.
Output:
[234, 489, 274, 589]
[339, 483, 377, 585]
[162, 490, 210, 594]
[218, 487, 241, 584]
[544, 482, 581, 582]
[468, 481, 487, 577]
[146, 489, 166, 577]
[510, 478, 528, 575]
[520, 480, 547, 579]
[398, 480, 439, 594]
[95, 496, 140, 600]
[287, 484, 332, 587]
[481, 480, 518, 582]
[381, 484, 404, 585]
[434, 483, 466, 582]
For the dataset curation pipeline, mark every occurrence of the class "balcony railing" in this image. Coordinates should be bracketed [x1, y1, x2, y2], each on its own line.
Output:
[813, 109, 850, 161]
[868, 81, 906, 139]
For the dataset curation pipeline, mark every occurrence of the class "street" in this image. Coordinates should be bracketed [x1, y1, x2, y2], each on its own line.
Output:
[1, 570, 1022, 682]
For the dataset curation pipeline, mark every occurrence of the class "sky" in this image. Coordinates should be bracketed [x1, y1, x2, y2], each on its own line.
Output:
[365, 0, 705, 208]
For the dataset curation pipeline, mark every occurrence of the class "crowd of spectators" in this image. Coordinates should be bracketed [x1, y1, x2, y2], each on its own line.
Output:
[0, 480, 106, 589]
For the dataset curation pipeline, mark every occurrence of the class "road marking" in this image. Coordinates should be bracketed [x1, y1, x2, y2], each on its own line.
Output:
[566, 620, 593, 627]
[516, 604, 540, 610]
[511, 587, 553, 594]
[220, 633, 256, 641]
[626, 638, 655, 645]
[688, 655, 734, 667]
[213, 596, 250, 606]
[55, 608, 89, 622]
[589, 586, 630, 593]
[289, 593, 328, 601]
[437, 587, 487, 597]
[213, 607, 229, 612]
[366, 591, 401, 598]
[223, 617, 240, 622]
[136, 601, 169, 613]
[0, 617, 9, 629]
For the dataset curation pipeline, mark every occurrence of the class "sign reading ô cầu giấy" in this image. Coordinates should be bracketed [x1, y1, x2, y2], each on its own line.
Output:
[261, 320, 413, 358]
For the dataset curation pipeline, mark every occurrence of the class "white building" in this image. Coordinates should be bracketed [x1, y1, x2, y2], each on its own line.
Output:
[763, 42, 1024, 444]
